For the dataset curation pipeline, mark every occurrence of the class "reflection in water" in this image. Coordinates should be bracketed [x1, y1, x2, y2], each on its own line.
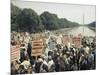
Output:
[60, 26, 96, 37]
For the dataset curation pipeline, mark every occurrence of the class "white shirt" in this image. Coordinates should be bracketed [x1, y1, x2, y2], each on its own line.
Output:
[84, 46, 90, 54]
[43, 60, 48, 66]
[21, 60, 30, 70]
[48, 60, 54, 70]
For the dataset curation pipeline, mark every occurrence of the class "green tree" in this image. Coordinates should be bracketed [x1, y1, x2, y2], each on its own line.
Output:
[16, 8, 44, 33]
[11, 3, 21, 31]
[40, 11, 59, 30]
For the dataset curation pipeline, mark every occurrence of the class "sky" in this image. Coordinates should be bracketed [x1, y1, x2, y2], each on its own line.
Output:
[11, 0, 96, 24]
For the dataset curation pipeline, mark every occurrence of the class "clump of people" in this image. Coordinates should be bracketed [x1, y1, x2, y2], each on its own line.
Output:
[11, 32, 96, 74]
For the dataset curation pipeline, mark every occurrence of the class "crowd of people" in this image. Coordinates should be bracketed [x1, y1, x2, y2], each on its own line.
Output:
[11, 32, 96, 74]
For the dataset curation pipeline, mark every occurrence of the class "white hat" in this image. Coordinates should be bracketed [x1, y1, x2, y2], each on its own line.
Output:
[38, 58, 43, 62]
[48, 56, 52, 60]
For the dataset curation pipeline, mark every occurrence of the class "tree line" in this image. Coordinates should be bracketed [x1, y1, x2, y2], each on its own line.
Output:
[11, 3, 80, 33]
[88, 21, 96, 27]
